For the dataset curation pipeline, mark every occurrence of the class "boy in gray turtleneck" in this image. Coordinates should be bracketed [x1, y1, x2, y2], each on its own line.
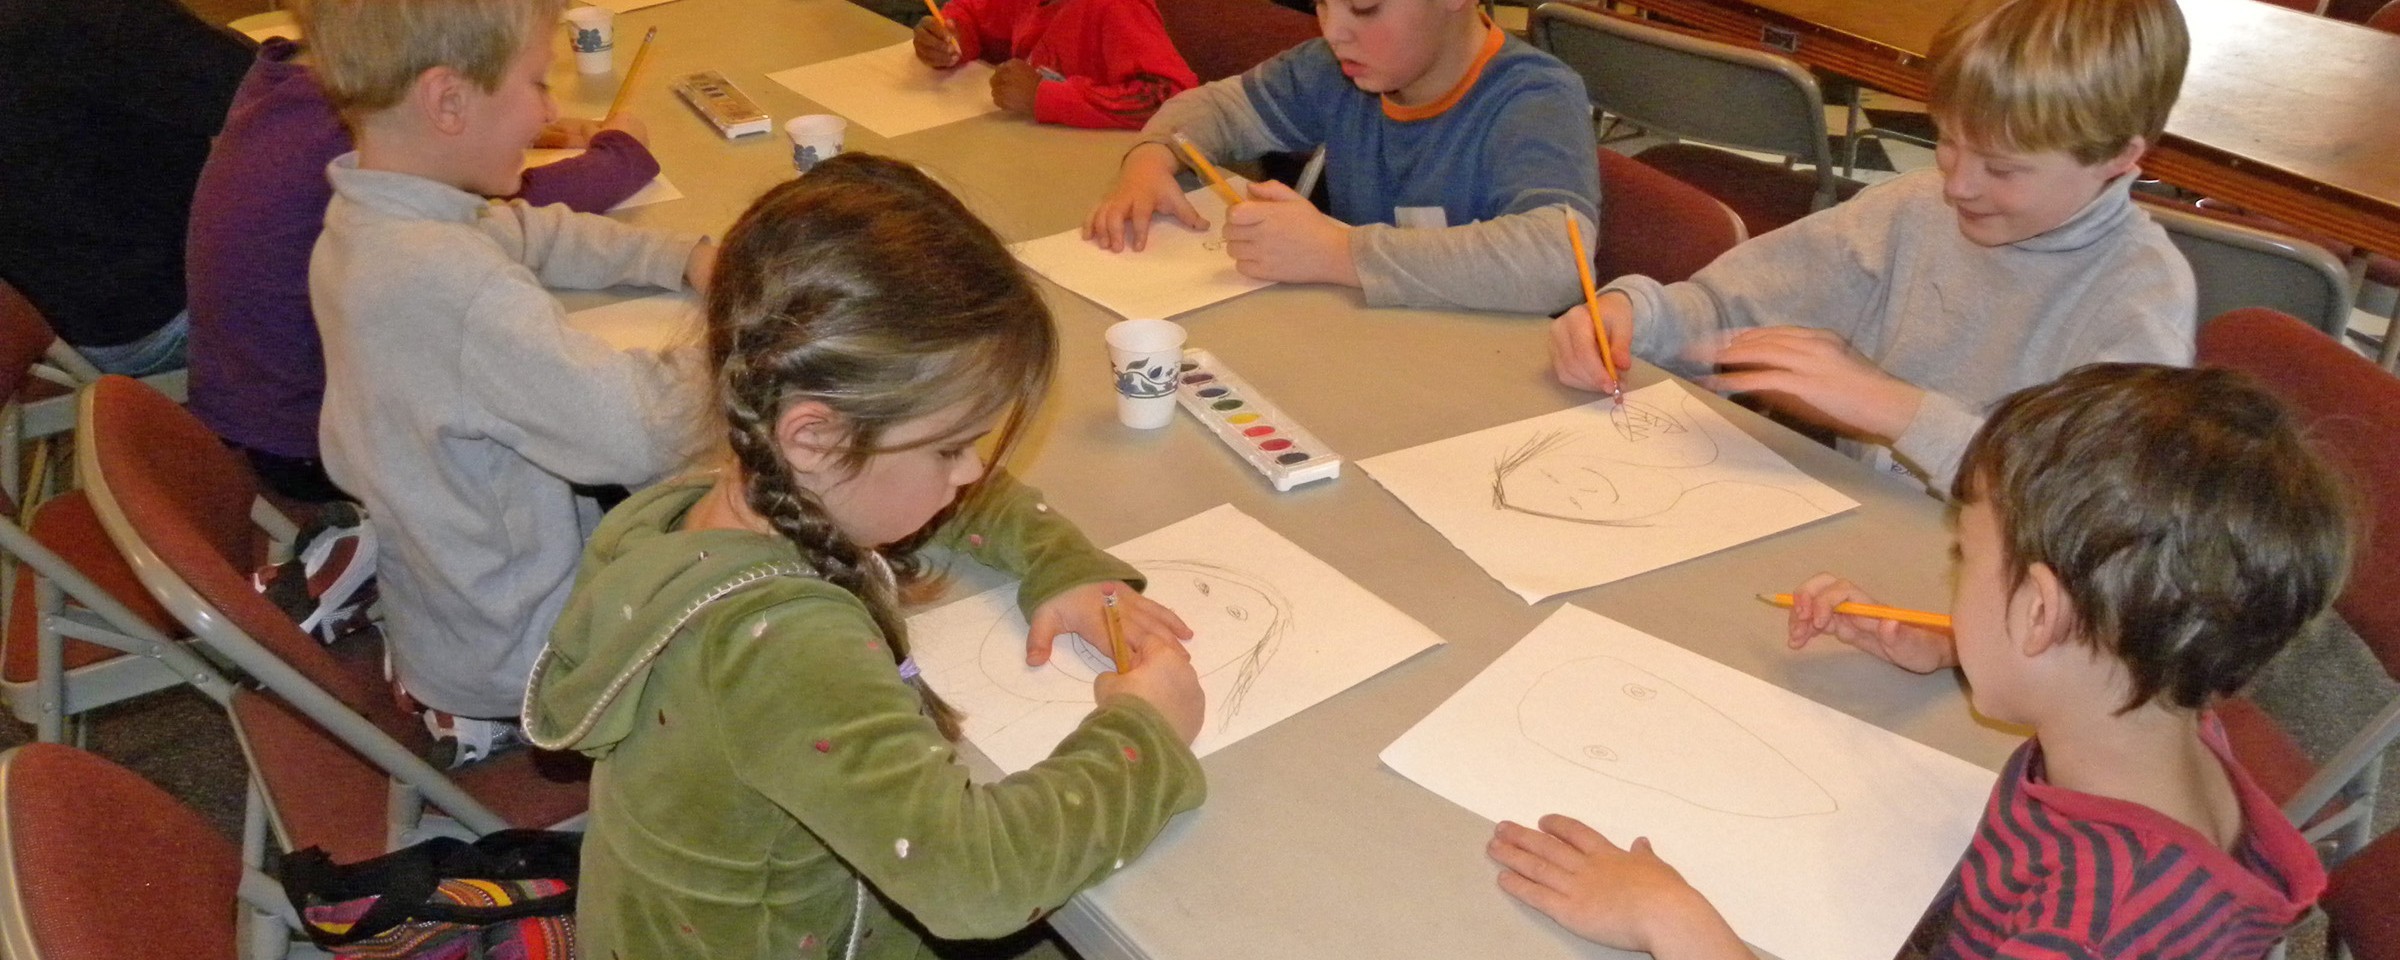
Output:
[1550, 0, 2195, 495]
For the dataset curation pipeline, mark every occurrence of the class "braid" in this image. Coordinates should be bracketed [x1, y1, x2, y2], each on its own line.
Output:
[702, 152, 1054, 744]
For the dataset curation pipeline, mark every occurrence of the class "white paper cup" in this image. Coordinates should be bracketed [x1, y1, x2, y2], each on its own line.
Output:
[784, 115, 847, 173]
[566, 7, 614, 74]
[1104, 319, 1187, 429]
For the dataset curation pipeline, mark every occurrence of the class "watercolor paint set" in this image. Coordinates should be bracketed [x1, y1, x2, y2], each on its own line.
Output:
[1174, 349, 1341, 492]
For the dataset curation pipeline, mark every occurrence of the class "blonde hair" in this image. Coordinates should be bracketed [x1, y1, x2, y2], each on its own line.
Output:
[295, 0, 565, 118]
[1930, 0, 2188, 165]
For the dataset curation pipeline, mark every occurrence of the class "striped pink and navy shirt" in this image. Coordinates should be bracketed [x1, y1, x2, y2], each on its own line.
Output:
[1919, 715, 2324, 959]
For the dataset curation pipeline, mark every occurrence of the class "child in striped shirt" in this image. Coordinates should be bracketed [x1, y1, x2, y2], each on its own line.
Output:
[1491, 364, 2352, 960]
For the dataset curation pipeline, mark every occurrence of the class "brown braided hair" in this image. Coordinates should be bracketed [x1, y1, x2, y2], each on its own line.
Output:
[705, 153, 1056, 739]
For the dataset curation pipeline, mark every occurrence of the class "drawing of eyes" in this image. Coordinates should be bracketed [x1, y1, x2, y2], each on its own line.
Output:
[1195, 580, 1212, 596]
[1225, 605, 1248, 621]
[1202, 238, 1227, 252]
[1583, 744, 1620, 762]
[1623, 683, 1657, 701]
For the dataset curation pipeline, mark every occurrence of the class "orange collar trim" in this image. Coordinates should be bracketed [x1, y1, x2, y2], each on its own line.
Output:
[1381, 19, 1506, 123]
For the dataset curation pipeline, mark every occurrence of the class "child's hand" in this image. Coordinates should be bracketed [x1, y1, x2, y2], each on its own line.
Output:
[1222, 179, 1359, 287]
[533, 118, 601, 149]
[1092, 626, 1204, 744]
[913, 16, 961, 68]
[684, 240, 719, 294]
[1785, 573, 1956, 673]
[1549, 291, 1635, 394]
[1085, 143, 1207, 252]
[1488, 816, 1748, 958]
[1023, 581, 1194, 668]
[1705, 327, 1926, 443]
[597, 111, 651, 146]
[990, 60, 1040, 115]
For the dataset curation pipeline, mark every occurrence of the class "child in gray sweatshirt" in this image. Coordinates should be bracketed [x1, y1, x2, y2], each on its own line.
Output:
[1551, 0, 2197, 494]
[303, 0, 711, 747]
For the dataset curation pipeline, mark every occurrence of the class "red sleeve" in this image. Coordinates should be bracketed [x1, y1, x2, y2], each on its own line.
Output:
[511, 130, 661, 214]
[935, 0, 1009, 65]
[1030, 0, 1198, 130]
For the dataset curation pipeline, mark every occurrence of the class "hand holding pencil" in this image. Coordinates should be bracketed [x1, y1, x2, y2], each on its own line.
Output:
[913, 0, 962, 68]
[1774, 574, 1958, 674]
[1026, 582, 1205, 744]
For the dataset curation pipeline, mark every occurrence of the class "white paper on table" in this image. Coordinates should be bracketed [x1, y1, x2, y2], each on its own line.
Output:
[522, 148, 683, 211]
[564, 292, 700, 354]
[910, 504, 1444, 773]
[1009, 178, 1271, 321]
[765, 42, 999, 138]
[1383, 606, 1993, 960]
[1359, 381, 1857, 602]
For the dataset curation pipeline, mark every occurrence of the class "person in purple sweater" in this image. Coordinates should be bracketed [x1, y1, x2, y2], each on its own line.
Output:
[186, 37, 663, 503]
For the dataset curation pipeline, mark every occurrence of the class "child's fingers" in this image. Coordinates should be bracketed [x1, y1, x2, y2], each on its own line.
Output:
[1495, 867, 1573, 915]
[1488, 824, 1583, 886]
[1548, 307, 1607, 391]
[1021, 607, 1062, 666]
[1122, 591, 1193, 639]
[1537, 814, 1618, 857]
[1164, 192, 1208, 233]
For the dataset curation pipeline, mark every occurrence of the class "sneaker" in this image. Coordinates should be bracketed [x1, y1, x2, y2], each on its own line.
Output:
[252, 504, 377, 643]
[422, 711, 528, 769]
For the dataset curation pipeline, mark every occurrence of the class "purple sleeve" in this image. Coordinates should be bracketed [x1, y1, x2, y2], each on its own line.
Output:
[511, 129, 662, 213]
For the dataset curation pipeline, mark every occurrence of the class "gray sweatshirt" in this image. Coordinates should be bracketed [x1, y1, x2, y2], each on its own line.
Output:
[312, 153, 709, 718]
[1609, 168, 2195, 493]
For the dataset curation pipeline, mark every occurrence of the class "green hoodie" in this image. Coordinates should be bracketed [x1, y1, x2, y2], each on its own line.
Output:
[524, 473, 1205, 959]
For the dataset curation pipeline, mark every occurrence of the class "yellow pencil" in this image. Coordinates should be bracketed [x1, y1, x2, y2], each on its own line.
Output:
[1758, 593, 1954, 630]
[1170, 132, 1245, 210]
[921, 0, 953, 41]
[1102, 589, 1132, 673]
[1564, 217, 1623, 406]
[604, 26, 657, 122]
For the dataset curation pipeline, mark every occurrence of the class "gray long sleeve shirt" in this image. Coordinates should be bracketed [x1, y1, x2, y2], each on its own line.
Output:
[312, 153, 709, 717]
[1609, 168, 2195, 493]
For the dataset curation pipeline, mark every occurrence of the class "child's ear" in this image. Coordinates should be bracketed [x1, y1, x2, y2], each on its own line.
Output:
[412, 65, 472, 136]
[2012, 561, 2075, 658]
[2096, 136, 2148, 179]
[774, 401, 847, 476]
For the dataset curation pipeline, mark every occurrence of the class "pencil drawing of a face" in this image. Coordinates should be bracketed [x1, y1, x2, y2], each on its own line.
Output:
[976, 561, 1289, 721]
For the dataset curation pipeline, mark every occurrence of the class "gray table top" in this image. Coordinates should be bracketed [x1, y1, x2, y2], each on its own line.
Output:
[545, 2, 2022, 955]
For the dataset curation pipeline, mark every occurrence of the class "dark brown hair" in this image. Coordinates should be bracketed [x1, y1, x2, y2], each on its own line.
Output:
[1953, 364, 2354, 713]
[706, 154, 1056, 738]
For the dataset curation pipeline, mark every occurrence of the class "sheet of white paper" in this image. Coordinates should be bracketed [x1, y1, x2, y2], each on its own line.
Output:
[766, 43, 1000, 138]
[564, 292, 700, 353]
[1009, 179, 1271, 321]
[582, 0, 681, 14]
[1382, 606, 1993, 960]
[1359, 381, 1858, 602]
[521, 148, 683, 211]
[911, 504, 1444, 773]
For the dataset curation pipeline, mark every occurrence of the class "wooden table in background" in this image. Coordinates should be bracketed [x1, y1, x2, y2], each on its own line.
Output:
[1619, 0, 2400, 261]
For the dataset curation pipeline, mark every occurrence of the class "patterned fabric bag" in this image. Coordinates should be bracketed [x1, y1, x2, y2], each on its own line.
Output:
[280, 829, 580, 960]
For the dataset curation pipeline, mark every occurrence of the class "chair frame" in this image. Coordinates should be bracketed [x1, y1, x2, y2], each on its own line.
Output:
[73, 383, 515, 855]
[2150, 202, 2357, 339]
[1528, 2, 1849, 217]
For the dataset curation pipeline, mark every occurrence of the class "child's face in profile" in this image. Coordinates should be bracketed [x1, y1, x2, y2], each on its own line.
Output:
[1934, 125, 2141, 248]
[800, 402, 997, 549]
[1948, 495, 2027, 723]
[1315, 0, 1457, 101]
[455, 27, 560, 196]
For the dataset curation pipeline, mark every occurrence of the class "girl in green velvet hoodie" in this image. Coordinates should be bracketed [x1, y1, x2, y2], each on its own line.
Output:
[523, 153, 1209, 959]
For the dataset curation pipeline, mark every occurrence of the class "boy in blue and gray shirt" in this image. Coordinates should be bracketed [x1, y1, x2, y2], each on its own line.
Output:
[1084, 0, 1598, 315]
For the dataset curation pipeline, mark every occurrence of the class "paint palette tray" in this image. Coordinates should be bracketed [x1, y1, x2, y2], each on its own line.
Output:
[1174, 349, 1341, 492]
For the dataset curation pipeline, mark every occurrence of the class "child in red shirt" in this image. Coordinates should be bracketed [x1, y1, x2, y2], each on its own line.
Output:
[912, 0, 1197, 129]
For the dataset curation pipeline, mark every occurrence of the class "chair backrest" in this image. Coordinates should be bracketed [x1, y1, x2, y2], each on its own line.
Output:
[0, 280, 58, 419]
[2197, 308, 2400, 679]
[2371, 0, 2400, 32]
[1156, 0, 1319, 83]
[1529, 4, 1834, 171]
[2327, 826, 2400, 959]
[1593, 149, 1748, 286]
[0, 743, 243, 960]
[2149, 202, 2355, 337]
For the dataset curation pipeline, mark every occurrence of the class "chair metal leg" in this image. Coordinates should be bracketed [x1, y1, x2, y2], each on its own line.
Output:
[33, 579, 65, 743]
